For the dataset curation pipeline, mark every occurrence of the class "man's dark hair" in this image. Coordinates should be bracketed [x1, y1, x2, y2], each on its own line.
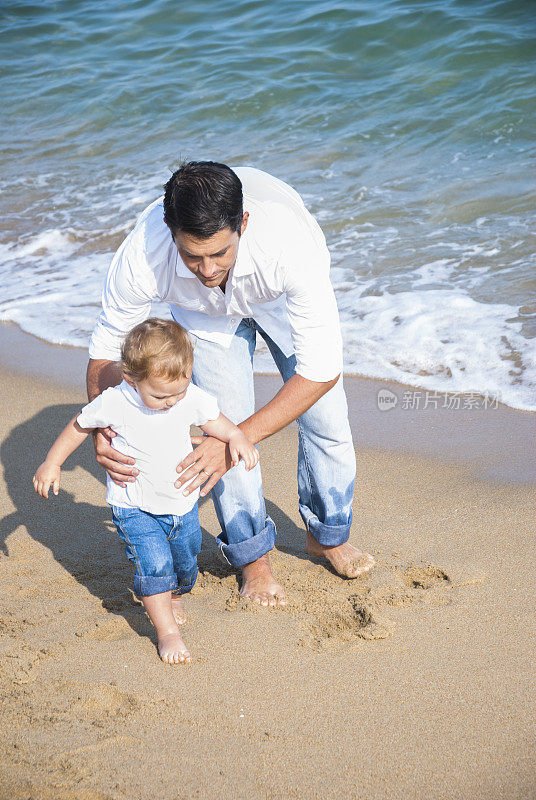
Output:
[163, 161, 243, 239]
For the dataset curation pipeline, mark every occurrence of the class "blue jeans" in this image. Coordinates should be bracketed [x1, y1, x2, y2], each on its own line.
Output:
[189, 318, 356, 568]
[111, 504, 202, 597]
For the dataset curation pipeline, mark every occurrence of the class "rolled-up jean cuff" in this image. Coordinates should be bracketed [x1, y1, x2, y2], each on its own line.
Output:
[134, 574, 179, 597]
[300, 506, 352, 547]
[218, 516, 276, 568]
[172, 568, 199, 596]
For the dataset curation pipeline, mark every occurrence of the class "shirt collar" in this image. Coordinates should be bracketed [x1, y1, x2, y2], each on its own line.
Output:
[231, 225, 254, 278]
[120, 379, 162, 415]
[174, 247, 197, 279]
[120, 379, 144, 407]
[120, 379, 188, 416]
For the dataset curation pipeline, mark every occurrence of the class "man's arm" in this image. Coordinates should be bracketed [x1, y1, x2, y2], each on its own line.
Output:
[86, 358, 138, 487]
[86, 358, 123, 401]
[176, 372, 339, 496]
[239, 373, 338, 444]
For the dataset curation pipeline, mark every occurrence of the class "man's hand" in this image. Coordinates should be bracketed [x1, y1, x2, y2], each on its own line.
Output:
[175, 435, 234, 497]
[87, 359, 135, 487]
[174, 372, 339, 497]
[93, 427, 139, 488]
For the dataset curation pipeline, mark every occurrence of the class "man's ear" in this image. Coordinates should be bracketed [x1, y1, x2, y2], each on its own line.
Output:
[240, 211, 249, 236]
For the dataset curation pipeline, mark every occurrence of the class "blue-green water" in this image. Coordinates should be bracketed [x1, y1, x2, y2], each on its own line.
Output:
[1, 0, 535, 408]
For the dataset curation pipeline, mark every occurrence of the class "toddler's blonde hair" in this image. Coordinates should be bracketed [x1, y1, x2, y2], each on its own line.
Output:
[121, 318, 193, 383]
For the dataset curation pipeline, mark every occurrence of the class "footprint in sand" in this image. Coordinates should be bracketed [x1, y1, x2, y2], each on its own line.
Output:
[0, 610, 33, 637]
[302, 596, 393, 649]
[70, 683, 141, 718]
[349, 598, 394, 640]
[301, 561, 485, 649]
[50, 680, 145, 723]
[12, 655, 40, 685]
[401, 564, 450, 589]
[75, 617, 132, 642]
[54, 734, 138, 786]
[368, 564, 453, 609]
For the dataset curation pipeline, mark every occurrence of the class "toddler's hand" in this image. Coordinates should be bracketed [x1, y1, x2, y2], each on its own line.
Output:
[33, 461, 61, 498]
[228, 432, 259, 471]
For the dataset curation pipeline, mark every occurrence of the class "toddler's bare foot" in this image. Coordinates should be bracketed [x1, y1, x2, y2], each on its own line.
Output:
[306, 531, 375, 578]
[158, 630, 191, 664]
[240, 554, 286, 607]
[141, 591, 191, 663]
[171, 594, 187, 625]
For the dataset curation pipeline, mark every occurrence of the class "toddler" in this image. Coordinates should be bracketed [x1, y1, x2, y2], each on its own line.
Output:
[33, 318, 258, 664]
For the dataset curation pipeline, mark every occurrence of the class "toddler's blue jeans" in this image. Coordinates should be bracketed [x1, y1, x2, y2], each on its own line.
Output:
[111, 504, 202, 597]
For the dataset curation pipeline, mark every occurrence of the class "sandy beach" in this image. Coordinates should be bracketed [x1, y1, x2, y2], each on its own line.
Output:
[0, 326, 535, 800]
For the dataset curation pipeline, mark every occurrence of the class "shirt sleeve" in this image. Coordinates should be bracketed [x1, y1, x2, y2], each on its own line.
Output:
[77, 388, 121, 430]
[188, 385, 220, 427]
[279, 209, 343, 382]
[88, 203, 166, 362]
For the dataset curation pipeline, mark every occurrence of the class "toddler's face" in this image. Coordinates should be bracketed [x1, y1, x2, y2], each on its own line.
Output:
[125, 373, 191, 411]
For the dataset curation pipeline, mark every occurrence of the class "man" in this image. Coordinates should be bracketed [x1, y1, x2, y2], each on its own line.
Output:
[87, 161, 375, 607]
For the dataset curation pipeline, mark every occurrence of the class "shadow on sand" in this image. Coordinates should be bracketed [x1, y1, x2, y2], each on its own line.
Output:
[1, 403, 308, 643]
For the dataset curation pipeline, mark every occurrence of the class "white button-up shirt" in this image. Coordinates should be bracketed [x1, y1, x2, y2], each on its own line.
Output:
[89, 167, 343, 382]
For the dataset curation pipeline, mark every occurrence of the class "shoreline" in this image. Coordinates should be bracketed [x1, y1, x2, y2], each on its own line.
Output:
[2, 321, 534, 484]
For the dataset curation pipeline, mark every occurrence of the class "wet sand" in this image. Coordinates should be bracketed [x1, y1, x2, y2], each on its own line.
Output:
[0, 326, 535, 799]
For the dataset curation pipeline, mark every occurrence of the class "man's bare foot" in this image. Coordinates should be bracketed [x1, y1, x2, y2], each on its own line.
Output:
[240, 554, 286, 607]
[171, 594, 187, 625]
[306, 530, 375, 578]
[158, 630, 191, 664]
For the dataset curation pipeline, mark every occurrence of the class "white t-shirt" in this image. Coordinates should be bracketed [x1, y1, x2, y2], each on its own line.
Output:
[88, 167, 343, 382]
[77, 380, 219, 515]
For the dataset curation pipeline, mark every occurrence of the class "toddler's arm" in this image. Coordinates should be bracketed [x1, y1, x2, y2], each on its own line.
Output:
[200, 414, 259, 471]
[33, 416, 92, 498]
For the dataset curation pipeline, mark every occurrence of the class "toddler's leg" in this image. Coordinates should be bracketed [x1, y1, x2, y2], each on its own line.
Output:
[141, 591, 190, 664]
[165, 506, 202, 625]
[111, 506, 192, 664]
[170, 594, 188, 626]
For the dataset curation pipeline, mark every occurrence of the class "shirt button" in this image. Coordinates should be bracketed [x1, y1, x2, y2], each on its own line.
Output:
[231, 317, 237, 323]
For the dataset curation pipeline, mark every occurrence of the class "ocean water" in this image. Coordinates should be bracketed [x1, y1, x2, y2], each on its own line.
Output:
[1, 0, 535, 410]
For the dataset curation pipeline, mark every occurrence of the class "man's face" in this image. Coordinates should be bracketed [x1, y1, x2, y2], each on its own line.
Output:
[174, 213, 249, 289]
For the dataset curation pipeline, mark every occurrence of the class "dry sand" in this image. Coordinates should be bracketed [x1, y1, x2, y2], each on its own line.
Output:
[0, 335, 535, 799]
